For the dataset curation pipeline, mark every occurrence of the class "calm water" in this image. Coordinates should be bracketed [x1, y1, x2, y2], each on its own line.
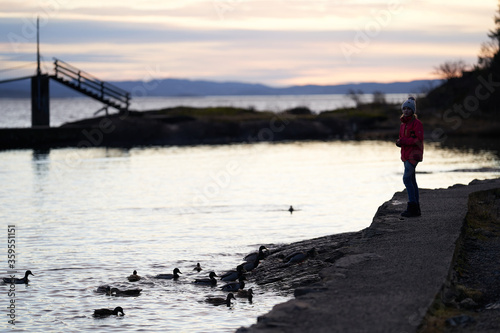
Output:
[0, 141, 499, 332]
[0, 94, 410, 128]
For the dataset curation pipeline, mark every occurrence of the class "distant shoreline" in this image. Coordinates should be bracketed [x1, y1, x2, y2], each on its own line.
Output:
[1, 104, 500, 150]
[0, 78, 440, 99]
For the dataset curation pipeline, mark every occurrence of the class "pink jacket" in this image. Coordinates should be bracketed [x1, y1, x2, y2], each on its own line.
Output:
[399, 116, 424, 165]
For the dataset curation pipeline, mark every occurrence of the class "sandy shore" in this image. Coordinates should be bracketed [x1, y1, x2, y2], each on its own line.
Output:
[236, 178, 500, 333]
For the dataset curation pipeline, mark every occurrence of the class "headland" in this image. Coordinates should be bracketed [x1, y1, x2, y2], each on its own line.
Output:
[1, 101, 500, 150]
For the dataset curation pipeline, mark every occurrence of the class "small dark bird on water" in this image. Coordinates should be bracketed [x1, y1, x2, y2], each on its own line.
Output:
[93, 306, 125, 318]
[2, 270, 34, 284]
[127, 270, 141, 282]
[220, 264, 245, 282]
[236, 288, 254, 303]
[193, 263, 202, 272]
[96, 285, 111, 294]
[289, 206, 294, 214]
[155, 268, 182, 280]
[194, 271, 218, 286]
[107, 287, 142, 297]
[221, 276, 245, 292]
[243, 245, 268, 263]
[205, 293, 236, 306]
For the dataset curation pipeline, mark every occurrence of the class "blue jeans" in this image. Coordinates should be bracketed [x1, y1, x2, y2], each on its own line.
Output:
[403, 160, 419, 203]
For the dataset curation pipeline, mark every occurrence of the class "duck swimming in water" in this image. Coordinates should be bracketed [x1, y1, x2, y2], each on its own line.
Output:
[193, 263, 202, 272]
[221, 276, 245, 292]
[155, 268, 182, 280]
[127, 270, 141, 282]
[220, 264, 246, 282]
[96, 285, 111, 294]
[108, 287, 142, 297]
[2, 270, 34, 284]
[243, 246, 268, 263]
[93, 306, 125, 318]
[205, 293, 236, 307]
[236, 288, 254, 303]
[194, 271, 218, 286]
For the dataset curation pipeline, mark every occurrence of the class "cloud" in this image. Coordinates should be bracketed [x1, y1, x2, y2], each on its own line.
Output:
[0, 0, 497, 85]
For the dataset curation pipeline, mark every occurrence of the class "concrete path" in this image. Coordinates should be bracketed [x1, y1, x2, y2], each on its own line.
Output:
[238, 178, 500, 333]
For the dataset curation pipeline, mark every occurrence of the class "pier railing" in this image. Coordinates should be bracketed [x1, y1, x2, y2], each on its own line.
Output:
[52, 58, 130, 111]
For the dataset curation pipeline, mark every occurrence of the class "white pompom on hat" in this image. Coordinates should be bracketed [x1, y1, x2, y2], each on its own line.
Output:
[401, 96, 416, 113]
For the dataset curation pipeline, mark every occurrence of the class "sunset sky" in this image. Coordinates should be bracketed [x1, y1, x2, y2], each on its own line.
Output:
[0, 0, 498, 86]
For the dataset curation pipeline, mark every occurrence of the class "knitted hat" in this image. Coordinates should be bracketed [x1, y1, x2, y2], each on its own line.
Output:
[401, 97, 416, 113]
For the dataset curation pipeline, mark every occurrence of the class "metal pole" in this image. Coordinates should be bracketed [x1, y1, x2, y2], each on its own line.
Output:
[37, 16, 40, 76]
[37, 16, 41, 113]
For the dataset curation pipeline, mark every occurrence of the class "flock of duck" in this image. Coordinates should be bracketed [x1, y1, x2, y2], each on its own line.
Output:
[2, 246, 271, 318]
[2, 244, 317, 318]
[93, 245, 271, 317]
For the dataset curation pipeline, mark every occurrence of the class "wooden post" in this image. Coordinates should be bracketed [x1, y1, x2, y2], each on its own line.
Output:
[31, 74, 50, 127]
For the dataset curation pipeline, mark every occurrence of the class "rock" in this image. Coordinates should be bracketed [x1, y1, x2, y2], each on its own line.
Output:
[324, 250, 345, 263]
[485, 301, 500, 310]
[333, 253, 382, 269]
[445, 314, 476, 327]
[459, 297, 479, 309]
[294, 284, 328, 297]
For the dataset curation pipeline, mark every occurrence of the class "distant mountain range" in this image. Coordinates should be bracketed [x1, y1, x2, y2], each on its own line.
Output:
[0, 77, 442, 98]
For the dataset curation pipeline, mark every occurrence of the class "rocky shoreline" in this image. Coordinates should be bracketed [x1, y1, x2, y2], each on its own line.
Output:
[0, 107, 388, 150]
[2, 104, 500, 150]
[236, 178, 500, 333]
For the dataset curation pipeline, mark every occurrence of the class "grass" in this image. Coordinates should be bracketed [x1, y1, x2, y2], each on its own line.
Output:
[465, 188, 500, 235]
[155, 106, 274, 119]
[417, 188, 500, 332]
[150, 103, 400, 123]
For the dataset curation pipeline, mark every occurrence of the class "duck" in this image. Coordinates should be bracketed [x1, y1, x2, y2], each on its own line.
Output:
[243, 246, 268, 262]
[194, 271, 218, 286]
[205, 293, 236, 307]
[221, 276, 245, 292]
[96, 285, 111, 294]
[108, 287, 142, 297]
[220, 264, 246, 282]
[193, 263, 202, 272]
[289, 205, 294, 214]
[284, 248, 317, 264]
[236, 288, 254, 302]
[127, 270, 141, 282]
[242, 258, 260, 272]
[93, 306, 125, 318]
[2, 270, 34, 284]
[155, 268, 182, 280]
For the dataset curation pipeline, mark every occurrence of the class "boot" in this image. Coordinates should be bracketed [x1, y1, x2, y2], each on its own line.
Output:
[401, 202, 420, 217]
[401, 202, 411, 217]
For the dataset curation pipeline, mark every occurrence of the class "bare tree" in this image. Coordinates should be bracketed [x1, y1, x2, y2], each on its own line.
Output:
[477, 2, 500, 69]
[433, 60, 468, 80]
[372, 91, 386, 105]
[347, 89, 364, 107]
[477, 40, 499, 69]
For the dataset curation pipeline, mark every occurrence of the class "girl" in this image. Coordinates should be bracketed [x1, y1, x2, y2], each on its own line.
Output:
[396, 97, 423, 217]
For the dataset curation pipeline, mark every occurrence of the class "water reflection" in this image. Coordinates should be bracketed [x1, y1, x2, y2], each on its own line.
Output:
[32, 148, 50, 175]
[1, 141, 499, 333]
[439, 136, 500, 158]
